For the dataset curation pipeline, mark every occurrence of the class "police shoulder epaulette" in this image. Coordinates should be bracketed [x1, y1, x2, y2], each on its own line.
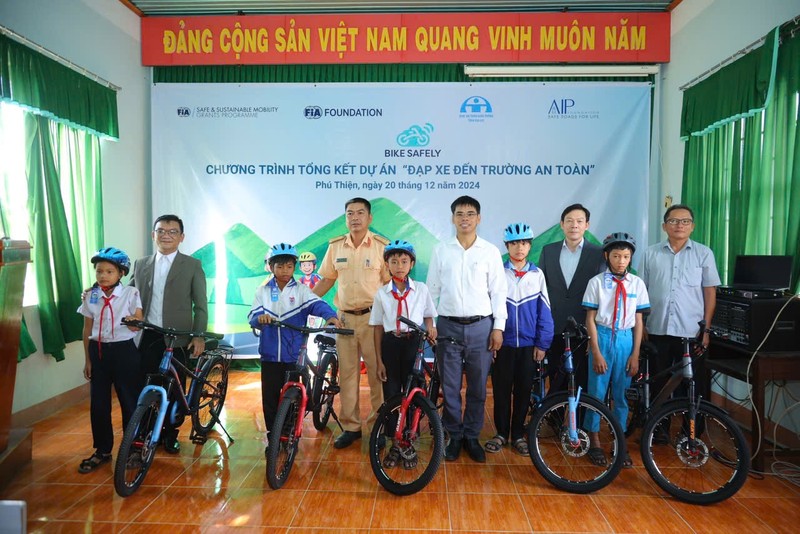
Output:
[373, 234, 390, 245]
[329, 235, 346, 244]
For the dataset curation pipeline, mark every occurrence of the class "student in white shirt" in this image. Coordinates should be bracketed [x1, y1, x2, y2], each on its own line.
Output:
[582, 233, 650, 468]
[369, 239, 437, 469]
[76, 247, 143, 473]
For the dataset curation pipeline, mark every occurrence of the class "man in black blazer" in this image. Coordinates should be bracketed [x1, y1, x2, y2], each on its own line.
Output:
[538, 204, 605, 393]
[130, 214, 208, 453]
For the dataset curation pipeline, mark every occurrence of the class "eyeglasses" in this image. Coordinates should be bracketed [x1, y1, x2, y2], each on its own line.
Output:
[454, 211, 478, 219]
[665, 218, 694, 226]
[155, 229, 181, 236]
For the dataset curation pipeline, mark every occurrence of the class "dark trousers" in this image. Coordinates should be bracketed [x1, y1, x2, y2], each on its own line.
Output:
[261, 361, 297, 434]
[380, 333, 418, 401]
[437, 316, 493, 440]
[546, 335, 589, 395]
[139, 329, 189, 440]
[649, 334, 709, 402]
[88, 339, 143, 454]
[380, 333, 419, 439]
[492, 345, 535, 441]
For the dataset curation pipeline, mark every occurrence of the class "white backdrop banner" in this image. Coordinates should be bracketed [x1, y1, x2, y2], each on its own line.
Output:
[151, 82, 651, 353]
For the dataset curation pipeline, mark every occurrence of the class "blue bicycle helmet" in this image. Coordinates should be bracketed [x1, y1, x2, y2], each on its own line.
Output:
[384, 239, 416, 261]
[267, 243, 299, 263]
[503, 222, 533, 243]
[91, 247, 131, 276]
[602, 232, 637, 253]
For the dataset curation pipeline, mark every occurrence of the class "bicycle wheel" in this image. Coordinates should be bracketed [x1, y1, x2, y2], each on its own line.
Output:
[266, 387, 302, 490]
[528, 392, 625, 493]
[368, 393, 444, 496]
[114, 390, 161, 497]
[640, 399, 750, 504]
[311, 351, 338, 431]
[190, 355, 228, 435]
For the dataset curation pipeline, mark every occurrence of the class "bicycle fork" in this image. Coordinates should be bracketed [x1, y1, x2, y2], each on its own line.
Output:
[395, 388, 426, 445]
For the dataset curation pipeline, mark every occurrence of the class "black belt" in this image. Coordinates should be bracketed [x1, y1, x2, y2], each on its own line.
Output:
[342, 307, 372, 316]
[387, 331, 415, 339]
[441, 315, 488, 325]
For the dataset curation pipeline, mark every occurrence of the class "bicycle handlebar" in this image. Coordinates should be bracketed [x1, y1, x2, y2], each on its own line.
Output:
[563, 316, 589, 340]
[121, 319, 224, 340]
[397, 316, 463, 346]
[258, 319, 354, 336]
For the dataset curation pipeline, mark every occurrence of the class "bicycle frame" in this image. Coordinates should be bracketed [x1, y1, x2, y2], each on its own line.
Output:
[632, 322, 708, 429]
[257, 320, 354, 441]
[126, 320, 226, 447]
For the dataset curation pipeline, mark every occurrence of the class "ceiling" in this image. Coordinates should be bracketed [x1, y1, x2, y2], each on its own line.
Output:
[120, 0, 678, 16]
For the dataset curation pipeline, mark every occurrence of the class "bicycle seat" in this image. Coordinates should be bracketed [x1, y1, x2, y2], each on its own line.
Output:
[205, 339, 219, 351]
[315, 334, 336, 347]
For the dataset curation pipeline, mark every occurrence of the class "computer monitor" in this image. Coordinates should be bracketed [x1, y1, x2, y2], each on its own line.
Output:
[732, 255, 793, 290]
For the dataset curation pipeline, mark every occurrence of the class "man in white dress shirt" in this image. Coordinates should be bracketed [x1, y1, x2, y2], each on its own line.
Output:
[426, 196, 507, 463]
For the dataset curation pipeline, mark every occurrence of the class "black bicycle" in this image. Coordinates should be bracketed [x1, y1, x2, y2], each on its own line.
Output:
[368, 316, 452, 495]
[114, 319, 233, 497]
[527, 317, 626, 493]
[623, 321, 750, 504]
[257, 320, 353, 490]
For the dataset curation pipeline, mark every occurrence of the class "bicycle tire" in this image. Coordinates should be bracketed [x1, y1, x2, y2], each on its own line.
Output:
[528, 392, 626, 494]
[190, 355, 228, 435]
[311, 352, 338, 431]
[114, 390, 161, 497]
[640, 399, 750, 504]
[266, 387, 302, 490]
[368, 393, 445, 496]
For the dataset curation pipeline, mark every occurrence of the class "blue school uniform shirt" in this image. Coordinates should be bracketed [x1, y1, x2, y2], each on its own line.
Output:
[502, 261, 554, 349]
[248, 278, 336, 363]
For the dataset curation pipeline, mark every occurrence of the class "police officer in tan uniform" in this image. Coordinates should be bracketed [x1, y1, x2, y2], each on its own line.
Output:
[314, 197, 390, 449]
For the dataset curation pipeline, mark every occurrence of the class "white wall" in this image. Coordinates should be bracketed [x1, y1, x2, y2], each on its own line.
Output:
[1, 0, 150, 413]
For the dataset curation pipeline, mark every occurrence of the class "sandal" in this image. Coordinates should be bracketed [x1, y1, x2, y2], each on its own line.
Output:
[383, 446, 401, 469]
[587, 447, 608, 467]
[402, 448, 418, 470]
[622, 453, 634, 468]
[484, 435, 506, 453]
[511, 438, 529, 456]
[78, 451, 111, 474]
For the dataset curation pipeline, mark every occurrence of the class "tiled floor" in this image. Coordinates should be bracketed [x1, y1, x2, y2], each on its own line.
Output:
[3, 369, 800, 533]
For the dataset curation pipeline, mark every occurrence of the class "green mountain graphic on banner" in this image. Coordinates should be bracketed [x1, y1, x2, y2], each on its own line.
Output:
[192, 197, 440, 328]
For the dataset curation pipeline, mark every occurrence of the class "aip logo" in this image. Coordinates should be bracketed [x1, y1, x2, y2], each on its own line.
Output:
[396, 123, 434, 147]
[460, 96, 492, 113]
[304, 106, 322, 119]
[549, 99, 575, 114]
[177, 107, 191, 117]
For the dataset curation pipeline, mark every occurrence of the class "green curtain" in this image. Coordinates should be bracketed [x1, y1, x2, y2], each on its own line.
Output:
[0, 34, 119, 139]
[681, 28, 779, 139]
[26, 113, 91, 361]
[682, 28, 800, 291]
[18, 316, 36, 362]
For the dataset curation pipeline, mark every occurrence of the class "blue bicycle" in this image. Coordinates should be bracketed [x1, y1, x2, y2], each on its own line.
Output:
[113, 319, 233, 497]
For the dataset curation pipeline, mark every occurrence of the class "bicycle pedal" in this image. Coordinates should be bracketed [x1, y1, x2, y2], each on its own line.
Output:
[328, 385, 340, 394]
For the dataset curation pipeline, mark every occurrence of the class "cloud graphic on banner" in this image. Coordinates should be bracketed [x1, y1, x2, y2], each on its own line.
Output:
[397, 123, 434, 147]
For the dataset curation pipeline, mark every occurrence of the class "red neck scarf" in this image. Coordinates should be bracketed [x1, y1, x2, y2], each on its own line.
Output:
[390, 278, 411, 333]
[610, 275, 627, 333]
[97, 290, 116, 359]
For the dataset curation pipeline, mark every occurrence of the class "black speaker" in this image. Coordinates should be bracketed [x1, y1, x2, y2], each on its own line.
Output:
[711, 294, 800, 352]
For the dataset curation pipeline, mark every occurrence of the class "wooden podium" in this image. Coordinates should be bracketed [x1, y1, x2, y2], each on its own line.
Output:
[0, 239, 32, 487]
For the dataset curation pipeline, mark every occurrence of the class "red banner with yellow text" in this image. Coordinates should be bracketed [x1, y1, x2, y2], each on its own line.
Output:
[141, 12, 669, 66]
